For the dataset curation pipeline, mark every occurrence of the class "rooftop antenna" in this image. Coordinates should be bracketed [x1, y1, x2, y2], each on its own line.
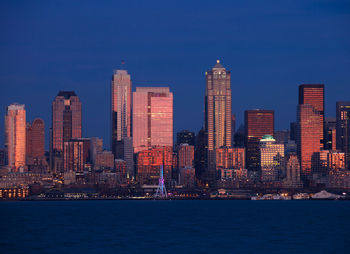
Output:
[121, 60, 125, 70]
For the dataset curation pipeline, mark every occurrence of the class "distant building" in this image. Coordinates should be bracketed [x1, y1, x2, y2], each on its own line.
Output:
[178, 143, 194, 169]
[5, 104, 26, 171]
[233, 125, 245, 148]
[336, 101, 350, 169]
[136, 146, 172, 185]
[299, 84, 324, 148]
[178, 167, 195, 188]
[194, 128, 207, 180]
[90, 137, 103, 165]
[216, 147, 245, 170]
[95, 151, 114, 170]
[274, 130, 290, 144]
[111, 69, 132, 158]
[176, 130, 195, 147]
[327, 151, 345, 170]
[205, 60, 232, 177]
[52, 91, 82, 173]
[133, 87, 173, 153]
[297, 104, 321, 180]
[231, 114, 236, 145]
[259, 135, 284, 182]
[63, 138, 90, 172]
[283, 154, 302, 188]
[325, 117, 336, 151]
[245, 109, 274, 172]
[115, 159, 127, 184]
[26, 118, 46, 169]
[328, 169, 350, 189]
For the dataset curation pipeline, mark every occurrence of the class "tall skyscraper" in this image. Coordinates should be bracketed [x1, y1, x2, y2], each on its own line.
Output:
[111, 69, 132, 157]
[132, 87, 173, 153]
[52, 91, 82, 173]
[205, 60, 232, 176]
[245, 109, 274, 172]
[297, 104, 320, 179]
[178, 143, 194, 169]
[283, 154, 302, 188]
[231, 114, 236, 146]
[299, 84, 325, 148]
[336, 101, 350, 169]
[5, 104, 26, 171]
[325, 117, 336, 151]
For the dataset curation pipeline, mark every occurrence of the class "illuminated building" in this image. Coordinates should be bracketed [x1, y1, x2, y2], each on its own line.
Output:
[26, 118, 45, 166]
[299, 84, 324, 148]
[216, 147, 245, 170]
[231, 114, 236, 145]
[325, 117, 336, 151]
[245, 109, 274, 172]
[0, 187, 29, 199]
[136, 146, 172, 185]
[336, 101, 350, 169]
[176, 130, 195, 147]
[327, 151, 345, 170]
[297, 104, 320, 179]
[5, 104, 26, 171]
[52, 91, 82, 172]
[111, 69, 132, 157]
[259, 135, 284, 182]
[133, 87, 173, 153]
[328, 169, 350, 189]
[283, 154, 302, 188]
[115, 159, 127, 183]
[63, 138, 90, 172]
[178, 143, 194, 169]
[205, 60, 232, 175]
[90, 137, 103, 165]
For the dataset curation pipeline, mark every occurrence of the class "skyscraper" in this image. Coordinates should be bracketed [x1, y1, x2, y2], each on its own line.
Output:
[52, 91, 82, 173]
[205, 60, 232, 176]
[245, 109, 274, 172]
[297, 104, 320, 179]
[5, 104, 26, 171]
[336, 101, 350, 169]
[132, 87, 173, 153]
[176, 130, 195, 147]
[26, 118, 45, 163]
[299, 84, 324, 148]
[111, 69, 132, 157]
[325, 117, 336, 151]
[178, 143, 194, 169]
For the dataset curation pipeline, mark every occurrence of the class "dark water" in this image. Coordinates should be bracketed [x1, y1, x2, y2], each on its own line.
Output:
[1, 200, 349, 254]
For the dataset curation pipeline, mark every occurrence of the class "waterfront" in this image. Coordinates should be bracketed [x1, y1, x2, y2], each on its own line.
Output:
[1, 200, 349, 254]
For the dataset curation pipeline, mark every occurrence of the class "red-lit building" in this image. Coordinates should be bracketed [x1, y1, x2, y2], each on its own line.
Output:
[136, 146, 172, 185]
[299, 84, 324, 148]
[216, 147, 245, 170]
[26, 118, 45, 167]
[245, 109, 274, 172]
[297, 104, 320, 179]
[178, 143, 194, 169]
[95, 151, 114, 170]
[63, 138, 90, 172]
[178, 167, 195, 188]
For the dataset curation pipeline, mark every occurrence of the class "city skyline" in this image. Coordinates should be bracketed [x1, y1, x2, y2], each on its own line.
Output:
[1, 1, 350, 149]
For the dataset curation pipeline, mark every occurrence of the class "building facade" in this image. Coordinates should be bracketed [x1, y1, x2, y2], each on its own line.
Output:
[111, 70, 132, 157]
[133, 87, 173, 153]
[336, 101, 350, 169]
[216, 147, 245, 170]
[205, 60, 232, 179]
[5, 104, 26, 171]
[178, 143, 194, 169]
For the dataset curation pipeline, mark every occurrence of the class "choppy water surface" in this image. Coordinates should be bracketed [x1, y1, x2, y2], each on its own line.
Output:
[1, 200, 349, 254]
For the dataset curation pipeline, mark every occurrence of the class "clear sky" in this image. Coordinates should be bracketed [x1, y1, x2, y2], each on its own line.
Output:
[1, 0, 349, 149]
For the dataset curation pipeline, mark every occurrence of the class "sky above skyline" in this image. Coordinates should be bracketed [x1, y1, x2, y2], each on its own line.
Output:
[1, 0, 350, 149]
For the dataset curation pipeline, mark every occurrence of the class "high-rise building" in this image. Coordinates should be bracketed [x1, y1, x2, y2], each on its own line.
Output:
[297, 104, 321, 179]
[259, 135, 284, 182]
[216, 147, 245, 170]
[133, 87, 173, 153]
[245, 109, 274, 172]
[336, 101, 350, 169]
[136, 146, 173, 185]
[299, 84, 324, 148]
[231, 114, 236, 146]
[26, 118, 45, 163]
[5, 104, 26, 171]
[205, 60, 232, 177]
[90, 137, 103, 165]
[325, 117, 336, 151]
[178, 143, 194, 169]
[194, 128, 207, 180]
[176, 130, 195, 147]
[111, 69, 132, 157]
[52, 91, 82, 172]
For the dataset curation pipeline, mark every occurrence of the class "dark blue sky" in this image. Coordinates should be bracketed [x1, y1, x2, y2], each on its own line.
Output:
[1, 0, 350, 149]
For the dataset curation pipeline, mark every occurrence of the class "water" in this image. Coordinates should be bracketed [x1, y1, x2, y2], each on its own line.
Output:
[1, 200, 349, 254]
